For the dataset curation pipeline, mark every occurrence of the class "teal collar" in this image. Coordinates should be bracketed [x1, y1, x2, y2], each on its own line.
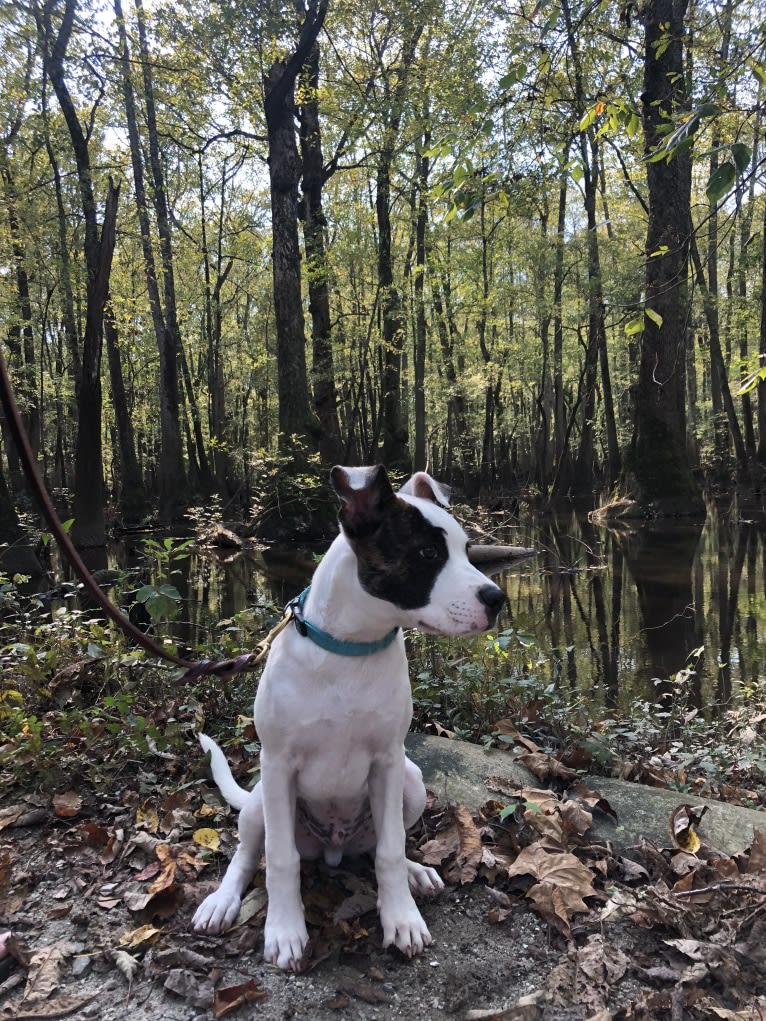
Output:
[289, 586, 400, 657]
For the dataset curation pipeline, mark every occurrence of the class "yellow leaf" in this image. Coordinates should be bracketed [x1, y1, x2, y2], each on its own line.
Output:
[193, 827, 221, 852]
[119, 924, 162, 948]
[136, 802, 159, 833]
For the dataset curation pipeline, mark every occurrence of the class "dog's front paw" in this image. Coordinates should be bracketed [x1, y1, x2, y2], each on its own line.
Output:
[407, 860, 444, 897]
[263, 912, 310, 972]
[380, 898, 432, 958]
[192, 891, 241, 934]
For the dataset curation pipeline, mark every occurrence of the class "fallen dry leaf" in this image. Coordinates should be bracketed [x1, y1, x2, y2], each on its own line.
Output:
[136, 802, 159, 833]
[506, 844, 597, 931]
[571, 783, 618, 821]
[747, 828, 766, 872]
[212, 978, 268, 1018]
[669, 803, 707, 852]
[339, 981, 391, 1005]
[192, 827, 220, 852]
[118, 924, 162, 949]
[164, 968, 214, 1008]
[515, 751, 578, 785]
[109, 949, 140, 984]
[51, 793, 81, 820]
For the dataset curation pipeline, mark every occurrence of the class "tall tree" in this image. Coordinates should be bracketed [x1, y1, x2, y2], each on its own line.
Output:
[264, 0, 328, 458]
[132, 0, 187, 518]
[626, 0, 703, 515]
[35, 0, 120, 547]
[298, 40, 343, 465]
[374, 20, 424, 472]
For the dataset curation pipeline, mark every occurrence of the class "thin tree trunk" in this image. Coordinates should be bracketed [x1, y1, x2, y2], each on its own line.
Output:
[689, 235, 747, 476]
[133, 0, 187, 519]
[299, 42, 343, 465]
[412, 123, 429, 471]
[758, 197, 766, 465]
[376, 24, 423, 472]
[552, 141, 570, 490]
[36, 0, 120, 547]
[104, 303, 148, 522]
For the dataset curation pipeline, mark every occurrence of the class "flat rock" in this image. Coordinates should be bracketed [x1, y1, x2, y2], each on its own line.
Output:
[405, 732, 766, 855]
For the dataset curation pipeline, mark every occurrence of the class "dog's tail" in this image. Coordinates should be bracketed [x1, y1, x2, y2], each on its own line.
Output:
[197, 733, 251, 811]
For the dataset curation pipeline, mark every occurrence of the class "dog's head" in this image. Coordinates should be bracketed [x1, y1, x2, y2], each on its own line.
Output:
[330, 465, 506, 635]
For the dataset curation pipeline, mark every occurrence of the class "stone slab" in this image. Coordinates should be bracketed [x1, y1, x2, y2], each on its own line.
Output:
[405, 732, 766, 856]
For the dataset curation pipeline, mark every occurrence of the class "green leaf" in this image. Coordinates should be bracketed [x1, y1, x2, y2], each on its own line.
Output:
[750, 60, 766, 88]
[731, 142, 751, 174]
[706, 161, 736, 204]
[645, 307, 663, 328]
[578, 106, 598, 132]
[624, 315, 644, 336]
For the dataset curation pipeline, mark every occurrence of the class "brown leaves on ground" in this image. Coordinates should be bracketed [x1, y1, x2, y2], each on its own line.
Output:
[3, 763, 766, 1020]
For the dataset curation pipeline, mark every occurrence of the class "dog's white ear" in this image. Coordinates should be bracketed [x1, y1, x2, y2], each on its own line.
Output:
[400, 471, 451, 507]
[331, 465, 396, 536]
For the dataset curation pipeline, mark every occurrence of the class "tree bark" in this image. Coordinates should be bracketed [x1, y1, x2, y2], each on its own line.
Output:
[412, 123, 429, 472]
[299, 42, 343, 465]
[36, 0, 121, 546]
[627, 0, 703, 515]
[104, 303, 148, 522]
[376, 23, 423, 472]
[133, 0, 187, 518]
[263, 0, 328, 458]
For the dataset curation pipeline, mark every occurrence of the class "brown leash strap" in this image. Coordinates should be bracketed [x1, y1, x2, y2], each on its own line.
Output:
[0, 345, 277, 679]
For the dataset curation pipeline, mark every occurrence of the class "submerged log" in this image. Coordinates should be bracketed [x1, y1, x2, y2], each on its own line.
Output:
[467, 543, 536, 565]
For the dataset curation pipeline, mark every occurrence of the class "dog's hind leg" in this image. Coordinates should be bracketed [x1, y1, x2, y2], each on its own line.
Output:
[403, 756, 444, 897]
[192, 784, 264, 934]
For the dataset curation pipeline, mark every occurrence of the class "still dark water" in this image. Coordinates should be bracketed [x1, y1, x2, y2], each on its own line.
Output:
[64, 504, 766, 714]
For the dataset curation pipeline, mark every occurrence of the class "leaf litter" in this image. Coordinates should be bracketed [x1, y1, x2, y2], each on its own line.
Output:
[2, 743, 766, 1019]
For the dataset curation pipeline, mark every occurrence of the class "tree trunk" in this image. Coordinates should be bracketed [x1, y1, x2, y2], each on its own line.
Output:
[627, 0, 703, 515]
[562, 0, 620, 496]
[263, 0, 328, 459]
[689, 236, 747, 477]
[36, 0, 121, 546]
[133, 0, 187, 519]
[104, 303, 148, 523]
[412, 125, 429, 472]
[758, 197, 766, 465]
[0, 158, 40, 484]
[299, 42, 343, 465]
[552, 142, 571, 493]
[375, 24, 423, 472]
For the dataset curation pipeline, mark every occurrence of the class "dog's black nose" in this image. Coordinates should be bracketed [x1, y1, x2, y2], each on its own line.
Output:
[478, 583, 506, 616]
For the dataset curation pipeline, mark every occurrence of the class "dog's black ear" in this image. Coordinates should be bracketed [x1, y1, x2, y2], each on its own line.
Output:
[399, 471, 451, 507]
[331, 465, 396, 536]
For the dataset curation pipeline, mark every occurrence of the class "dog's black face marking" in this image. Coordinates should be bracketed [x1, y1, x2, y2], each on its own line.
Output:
[350, 499, 449, 610]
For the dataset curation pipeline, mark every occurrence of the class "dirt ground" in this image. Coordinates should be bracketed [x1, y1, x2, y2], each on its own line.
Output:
[3, 765, 766, 1021]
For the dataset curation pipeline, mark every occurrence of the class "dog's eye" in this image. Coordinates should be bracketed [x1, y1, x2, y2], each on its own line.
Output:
[419, 545, 439, 560]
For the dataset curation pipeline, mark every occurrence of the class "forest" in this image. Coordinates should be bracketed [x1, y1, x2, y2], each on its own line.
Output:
[0, 0, 764, 549]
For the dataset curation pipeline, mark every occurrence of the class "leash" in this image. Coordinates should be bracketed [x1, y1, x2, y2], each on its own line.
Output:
[0, 344, 285, 681]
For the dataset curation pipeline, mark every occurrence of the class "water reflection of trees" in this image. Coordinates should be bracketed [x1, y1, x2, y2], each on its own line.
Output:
[68, 508, 766, 716]
[502, 508, 766, 713]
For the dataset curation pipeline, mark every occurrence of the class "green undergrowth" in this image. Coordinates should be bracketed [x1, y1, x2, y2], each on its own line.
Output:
[2, 570, 766, 809]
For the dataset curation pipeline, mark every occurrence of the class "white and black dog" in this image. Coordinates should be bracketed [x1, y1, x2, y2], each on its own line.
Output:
[192, 465, 506, 970]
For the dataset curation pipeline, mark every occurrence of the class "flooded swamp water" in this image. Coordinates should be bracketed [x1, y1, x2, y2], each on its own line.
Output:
[44, 502, 766, 721]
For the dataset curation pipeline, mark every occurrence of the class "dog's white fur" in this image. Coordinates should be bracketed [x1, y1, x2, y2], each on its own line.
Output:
[192, 468, 504, 970]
